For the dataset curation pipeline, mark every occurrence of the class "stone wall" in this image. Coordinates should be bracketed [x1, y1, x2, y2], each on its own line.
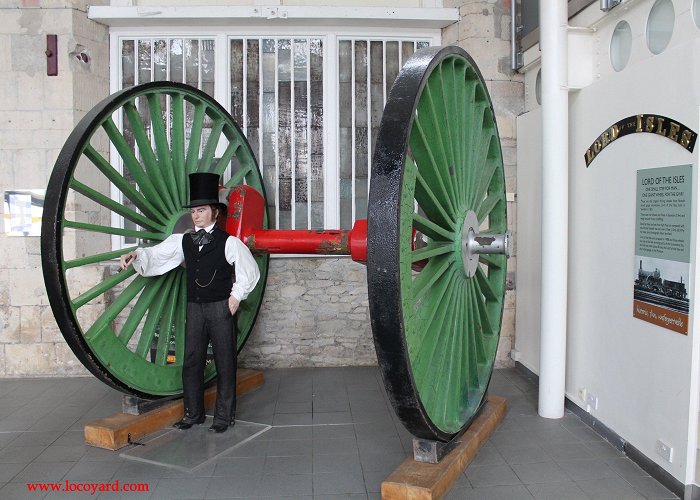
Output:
[443, 0, 522, 368]
[0, 0, 522, 377]
[0, 0, 108, 377]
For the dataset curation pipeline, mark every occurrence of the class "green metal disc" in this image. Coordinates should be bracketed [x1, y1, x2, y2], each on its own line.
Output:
[368, 46, 507, 440]
[42, 82, 269, 398]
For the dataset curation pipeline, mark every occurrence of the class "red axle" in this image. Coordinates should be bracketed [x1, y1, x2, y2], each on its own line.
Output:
[224, 185, 368, 263]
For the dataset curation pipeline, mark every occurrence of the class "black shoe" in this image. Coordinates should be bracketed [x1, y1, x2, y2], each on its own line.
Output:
[208, 423, 228, 433]
[173, 416, 205, 429]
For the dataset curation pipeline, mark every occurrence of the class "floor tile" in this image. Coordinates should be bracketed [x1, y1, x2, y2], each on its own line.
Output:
[556, 458, 618, 480]
[466, 464, 522, 487]
[526, 480, 589, 500]
[257, 473, 313, 497]
[264, 455, 312, 475]
[495, 445, 550, 465]
[313, 452, 363, 475]
[624, 475, 680, 499]
[469, 484, 535, 499]
[313, 471, 366, 495]
[511, 461, 570, 484]
[575, 477, 646, 499]
[150, 477, 210, 499]
[11, 461, 74, 483]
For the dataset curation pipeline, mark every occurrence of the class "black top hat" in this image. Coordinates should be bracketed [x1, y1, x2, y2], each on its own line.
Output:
[185, 172, 226, 209]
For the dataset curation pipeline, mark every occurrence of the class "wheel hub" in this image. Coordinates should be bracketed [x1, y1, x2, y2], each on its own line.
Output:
[461, 210, 511, 278]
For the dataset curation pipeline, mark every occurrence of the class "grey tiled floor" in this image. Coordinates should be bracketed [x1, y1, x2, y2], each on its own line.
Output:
[0, 367, 679, 499]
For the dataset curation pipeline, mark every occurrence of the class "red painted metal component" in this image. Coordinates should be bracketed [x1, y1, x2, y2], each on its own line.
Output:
[225, 185, 367, 262]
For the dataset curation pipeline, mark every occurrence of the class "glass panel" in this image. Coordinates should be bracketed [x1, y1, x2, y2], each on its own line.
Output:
[338, 40, 352, 230]
[246, 39, 261, 163]
[185, 39, 199, 87]
[137, 40, 152, 85]
[309, 38, 324, 230]
[278, 39, 292, 229]
[201, 40, 215, 98]
[169, 39, 183, 83]
[385, 41, 399, 100]
[646, 0, 674, 55]
[122, 40, 135, 88]
[294, 39, 309, 230]
[153, 40, 167, 81]
[694, 0, 700, 29]
[230, 39, 244, 127]
[610, 21, 632, 72]
[262, 39, 277, 229]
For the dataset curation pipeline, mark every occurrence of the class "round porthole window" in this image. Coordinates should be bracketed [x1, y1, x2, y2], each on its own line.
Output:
[693, 0, 700, 30]
[646, 0, 675, 55]
[610, 21, 632, 71]
[535, 69, 542, 105]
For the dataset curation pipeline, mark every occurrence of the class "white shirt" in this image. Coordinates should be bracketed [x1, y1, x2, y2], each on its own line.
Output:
[132, 223, 260, 302]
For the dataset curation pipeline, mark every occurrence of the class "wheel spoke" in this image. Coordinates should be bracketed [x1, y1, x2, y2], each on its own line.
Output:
[64, 247, 138, 270]
[476, 190, 502, 223]
[135, 271, 177, 359]
[412, 212, 454, 242]
[118, 276, 166, 345]
[411, 255, 453, 305]
[411, 117, 457, 217]
[71, 268, 136, 310]
[438, 61, 460, 208]
[464, 103, 487, 206]
[225, 164, 253, 188]
[436, 280, 465, 427]
[146, 93, 181, 205]
[213, 140, 242, 177]
[70, 179, 166, 233]
[418, 77, 459, 210]
[83, 145, 167, 223]
[63, 220, 164, 241]
[155, 272, 180, 365]
[407, 157, 454, 229]
[466, 279, 486, 378]
[185, 102, 207, 174]
[123, 101, 177, 212]
[102, 117, 170, 215]
[478, 254, 504, 269]
[171, 93, 187, 205]
[83, 276, 148, 340]
[468, 135, 498, 208]
[475, 266, 498, 303]
[411, 241, 454, 263]
[199, 117, 226, 173]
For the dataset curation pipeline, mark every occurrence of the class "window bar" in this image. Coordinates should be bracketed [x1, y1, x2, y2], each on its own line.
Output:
[306, 39, 312, 229]
[290, 39, 296, 230]
[242, 38, 248, 140]
[257, 40, 264, 186]
[366, 39, 371, 206]
[274, 39, 280, 230]
[350, 39, 356, 225]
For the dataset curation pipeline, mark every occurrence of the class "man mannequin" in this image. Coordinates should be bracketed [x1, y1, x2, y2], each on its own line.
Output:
[120, 172, 260, 433]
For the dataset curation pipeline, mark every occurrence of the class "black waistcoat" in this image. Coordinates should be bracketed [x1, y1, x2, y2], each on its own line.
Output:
[182, 227, 234, 303]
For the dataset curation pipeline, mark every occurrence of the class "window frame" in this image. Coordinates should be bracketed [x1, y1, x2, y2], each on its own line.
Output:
[108, 26, 441, 248]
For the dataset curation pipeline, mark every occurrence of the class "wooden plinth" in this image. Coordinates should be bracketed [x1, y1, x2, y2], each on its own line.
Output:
[84, 368, 264, 450]
[381, 395, 507, 500]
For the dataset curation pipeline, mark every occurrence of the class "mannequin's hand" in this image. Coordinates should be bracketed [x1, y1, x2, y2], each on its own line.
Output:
[119, 252, 136, 271]
[228, 296, 240, 315]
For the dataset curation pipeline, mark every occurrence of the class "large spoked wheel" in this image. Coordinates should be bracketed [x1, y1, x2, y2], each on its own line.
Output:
[42, 82, 269, 399]
[368, 46, 507, 441]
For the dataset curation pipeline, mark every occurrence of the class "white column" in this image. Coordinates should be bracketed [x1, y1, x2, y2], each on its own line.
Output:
[538, 0, 569, 419]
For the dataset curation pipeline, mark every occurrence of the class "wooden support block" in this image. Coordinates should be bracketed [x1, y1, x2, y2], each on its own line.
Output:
[381, 395, 507, 500]
[84, 368, 264, 450]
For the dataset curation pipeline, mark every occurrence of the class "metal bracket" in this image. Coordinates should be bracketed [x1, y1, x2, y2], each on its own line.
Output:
[412, 399, 488, 463]
[122, 395, 176, 415]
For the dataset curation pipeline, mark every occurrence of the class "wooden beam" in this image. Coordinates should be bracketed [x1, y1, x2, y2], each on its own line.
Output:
[381, 395, 507, 500]
[84, 368, 264, 450]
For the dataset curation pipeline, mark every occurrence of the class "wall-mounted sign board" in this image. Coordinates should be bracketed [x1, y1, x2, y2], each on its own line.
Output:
[633, 164, 691, 334]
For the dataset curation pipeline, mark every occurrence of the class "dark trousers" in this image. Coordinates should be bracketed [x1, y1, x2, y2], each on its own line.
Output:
[182, 299, 237, 426]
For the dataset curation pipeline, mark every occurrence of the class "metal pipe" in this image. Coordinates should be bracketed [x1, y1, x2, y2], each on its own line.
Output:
[538, 0, 569, 419]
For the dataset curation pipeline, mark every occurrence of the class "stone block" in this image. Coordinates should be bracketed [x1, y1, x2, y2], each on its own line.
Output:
[13, 73, 43, 110]
[0, 305, 21, 343]
[41, 305, 64, 342]
[33, 128, 70, 149]
[11, 33, 44, 76]
[1, 109, 43, 130]
[0, 236, 28, 268]
[0, 128, 34, 149]
[0, 345, 5, 375]
[54, 342, 89, 374]
[20, 305, 42, 342]
[5, 343, 56, 375]
[13, 148, 47, 187]
[9, 267, 48, 306]
[0, 74, 19, 111]
[0, 10, 22, 35]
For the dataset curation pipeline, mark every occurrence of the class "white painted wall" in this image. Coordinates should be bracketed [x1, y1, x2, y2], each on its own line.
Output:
[516, 33, 700, 486]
